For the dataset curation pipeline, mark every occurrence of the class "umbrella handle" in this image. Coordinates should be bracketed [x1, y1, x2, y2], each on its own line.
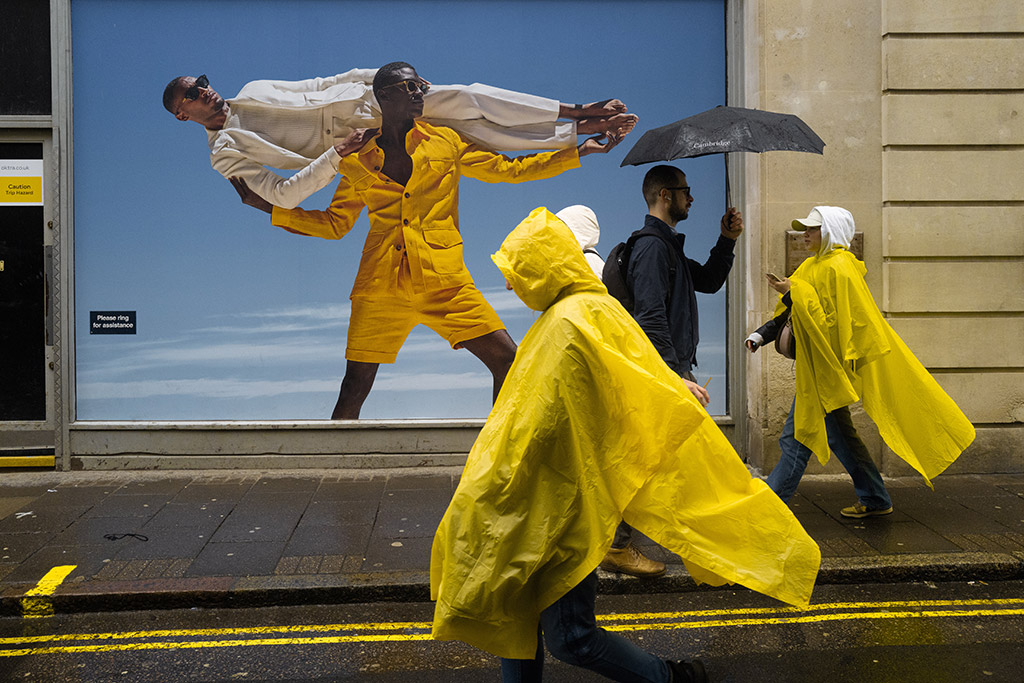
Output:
[724, 152, 731, 208]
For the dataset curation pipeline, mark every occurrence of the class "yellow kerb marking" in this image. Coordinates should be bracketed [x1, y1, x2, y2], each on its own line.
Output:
[21, 565, 77, 619]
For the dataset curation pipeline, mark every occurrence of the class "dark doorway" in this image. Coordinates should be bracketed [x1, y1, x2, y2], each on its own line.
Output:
[0, 143, 46, 421]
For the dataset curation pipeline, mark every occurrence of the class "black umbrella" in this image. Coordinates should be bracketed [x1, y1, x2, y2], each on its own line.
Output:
[619, 106, 825, 207]
[620, 106, 825, 166]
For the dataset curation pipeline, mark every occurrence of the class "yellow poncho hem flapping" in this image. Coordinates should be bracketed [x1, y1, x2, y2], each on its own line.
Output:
[778, 245, 975, 484]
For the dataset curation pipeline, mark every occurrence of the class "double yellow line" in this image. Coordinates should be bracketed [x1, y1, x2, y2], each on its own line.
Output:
[3, 597, 1023, 658]
[595, 598, 1024, 632]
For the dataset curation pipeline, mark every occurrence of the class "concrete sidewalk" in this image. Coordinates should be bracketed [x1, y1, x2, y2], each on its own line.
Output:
[2, 468, 1023, 616]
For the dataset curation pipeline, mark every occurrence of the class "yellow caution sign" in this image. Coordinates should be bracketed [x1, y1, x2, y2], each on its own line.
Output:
[1, 177, 42, 203]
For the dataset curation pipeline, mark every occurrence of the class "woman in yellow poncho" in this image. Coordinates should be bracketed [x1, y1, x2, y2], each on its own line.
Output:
[748, 206, 975, 518]
[431, 206, 821, 682]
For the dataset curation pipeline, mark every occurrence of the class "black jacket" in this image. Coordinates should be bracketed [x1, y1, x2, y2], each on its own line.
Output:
[752, 291, 793, 345]
[627, 215, 735, 374]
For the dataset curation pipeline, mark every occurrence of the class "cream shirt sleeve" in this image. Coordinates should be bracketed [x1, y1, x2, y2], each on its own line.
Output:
[209, 131, 342, 210]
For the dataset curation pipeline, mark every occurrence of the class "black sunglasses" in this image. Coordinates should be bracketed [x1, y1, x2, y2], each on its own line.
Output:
[182, 74, 210, 102]
[381, 79, 430, 95]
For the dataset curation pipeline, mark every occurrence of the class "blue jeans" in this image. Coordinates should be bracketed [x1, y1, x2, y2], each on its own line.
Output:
[500, 571, 670, 682]
[767, 401, 892, 510]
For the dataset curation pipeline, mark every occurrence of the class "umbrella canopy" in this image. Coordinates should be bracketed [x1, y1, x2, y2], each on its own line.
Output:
[620, 106, 825, 167]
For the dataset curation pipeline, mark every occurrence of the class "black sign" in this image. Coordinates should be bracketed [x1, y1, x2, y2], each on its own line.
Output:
[90, 311, 137, 335]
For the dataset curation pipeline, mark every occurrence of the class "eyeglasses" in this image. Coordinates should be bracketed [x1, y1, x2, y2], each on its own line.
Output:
[665, 186, 691, 197]
[182, 75, 209, 102]
[381, 79, 430, 95]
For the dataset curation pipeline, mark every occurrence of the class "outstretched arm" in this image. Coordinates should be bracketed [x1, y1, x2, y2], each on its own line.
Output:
[269, 173, 365, 241]
[212, 146, 338, 210]
[211, 128, 374, 209]
[746, 290, 792, 352]
[231, 175, 364, 242]
[577, 132, 624, 157]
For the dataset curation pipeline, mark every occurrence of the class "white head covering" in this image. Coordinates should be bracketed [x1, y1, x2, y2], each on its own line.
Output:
[815, 206, 855, 255]
[793, 205, 855, 255]
[556, 205, 599, 250]
[555, 205, 604, 278]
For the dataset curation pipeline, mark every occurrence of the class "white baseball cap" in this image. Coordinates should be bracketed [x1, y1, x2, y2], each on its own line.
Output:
[792, 208, 823, 230]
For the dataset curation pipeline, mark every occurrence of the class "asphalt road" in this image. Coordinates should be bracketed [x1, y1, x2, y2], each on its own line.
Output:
[2, 580, 1023, 682]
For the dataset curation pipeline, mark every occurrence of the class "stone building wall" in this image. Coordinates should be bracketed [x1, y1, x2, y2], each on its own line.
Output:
[746, 0, 1023, 475]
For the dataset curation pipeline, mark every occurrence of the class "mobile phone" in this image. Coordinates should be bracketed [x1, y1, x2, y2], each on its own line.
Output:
[766, 272, 782, 283]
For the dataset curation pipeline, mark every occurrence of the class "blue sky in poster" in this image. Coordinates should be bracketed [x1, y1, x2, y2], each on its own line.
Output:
[72, 0, 729, 420]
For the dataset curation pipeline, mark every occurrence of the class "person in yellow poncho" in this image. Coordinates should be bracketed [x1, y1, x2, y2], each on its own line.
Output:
[747, 206, 975, 518]
[431, 206, 821, 682]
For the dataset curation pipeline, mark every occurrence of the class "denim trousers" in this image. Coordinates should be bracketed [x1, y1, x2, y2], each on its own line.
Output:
[767, 401, 892, 509]
[500, 571, 670, 682]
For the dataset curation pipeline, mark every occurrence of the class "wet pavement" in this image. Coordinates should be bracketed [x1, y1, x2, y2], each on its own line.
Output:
[1, 468, 1023, 615]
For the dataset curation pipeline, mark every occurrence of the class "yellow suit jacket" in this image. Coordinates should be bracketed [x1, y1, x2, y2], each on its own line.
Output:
[270, 121, 580, 296]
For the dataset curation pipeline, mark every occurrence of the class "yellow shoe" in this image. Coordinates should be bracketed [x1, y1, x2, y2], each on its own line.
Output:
[599, 543, 666, 578]
[840, 502, 893, 519]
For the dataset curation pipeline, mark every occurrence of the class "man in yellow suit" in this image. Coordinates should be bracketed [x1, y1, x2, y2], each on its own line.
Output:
[431, 207, 821, 682]
[231, 62, 626, 418]
[748, 206, 975, 516]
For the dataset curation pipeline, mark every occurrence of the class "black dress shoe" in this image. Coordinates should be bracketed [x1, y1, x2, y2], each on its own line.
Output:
[666, 658, 708, 683]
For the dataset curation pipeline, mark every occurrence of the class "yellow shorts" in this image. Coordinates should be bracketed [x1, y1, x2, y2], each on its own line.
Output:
[346, 283, 506, 364]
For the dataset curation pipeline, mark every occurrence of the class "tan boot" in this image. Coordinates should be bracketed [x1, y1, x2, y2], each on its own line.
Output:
[599, 542, 666, 578]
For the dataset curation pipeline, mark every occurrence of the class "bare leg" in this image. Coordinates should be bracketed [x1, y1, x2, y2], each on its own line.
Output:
[458, 330, 517, 403]
[558, 99, 629, 119]
[331, 360, 380, 419]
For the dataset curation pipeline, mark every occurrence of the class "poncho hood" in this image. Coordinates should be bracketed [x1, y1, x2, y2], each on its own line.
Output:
[492, 206, 606, 311]
[815, 205, 855, 255]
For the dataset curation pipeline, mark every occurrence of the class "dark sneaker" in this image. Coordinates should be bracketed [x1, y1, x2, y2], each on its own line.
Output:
[667, 658, 708, 683]
[840, 502, 894, 519]
[599, 543, 666, 578]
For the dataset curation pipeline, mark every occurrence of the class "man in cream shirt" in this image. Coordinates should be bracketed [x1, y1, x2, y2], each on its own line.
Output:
[164, 69, 636, 208]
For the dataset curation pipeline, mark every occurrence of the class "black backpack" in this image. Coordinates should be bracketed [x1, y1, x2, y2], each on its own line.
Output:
[602, 227, 678, 312]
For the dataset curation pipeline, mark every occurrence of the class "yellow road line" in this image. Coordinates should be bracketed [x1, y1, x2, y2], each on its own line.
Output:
[3, 602, 1024, 657]
[595, 597, 1024, 622]
[0, 621, 434, 645]
[20, 565, 77, 619]
[0, 633, 435, 657]
[602, 608, 1024, 632]
[4, 597, 1023, 647]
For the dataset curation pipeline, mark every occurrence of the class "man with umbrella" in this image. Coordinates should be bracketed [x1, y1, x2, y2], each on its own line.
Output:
[600, 164, 743, 577]
[600, 104, 820, 576]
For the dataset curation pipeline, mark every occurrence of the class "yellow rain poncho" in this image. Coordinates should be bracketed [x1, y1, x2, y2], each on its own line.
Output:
[431, 207, 821, 660]
[780, 206, 975, 482]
